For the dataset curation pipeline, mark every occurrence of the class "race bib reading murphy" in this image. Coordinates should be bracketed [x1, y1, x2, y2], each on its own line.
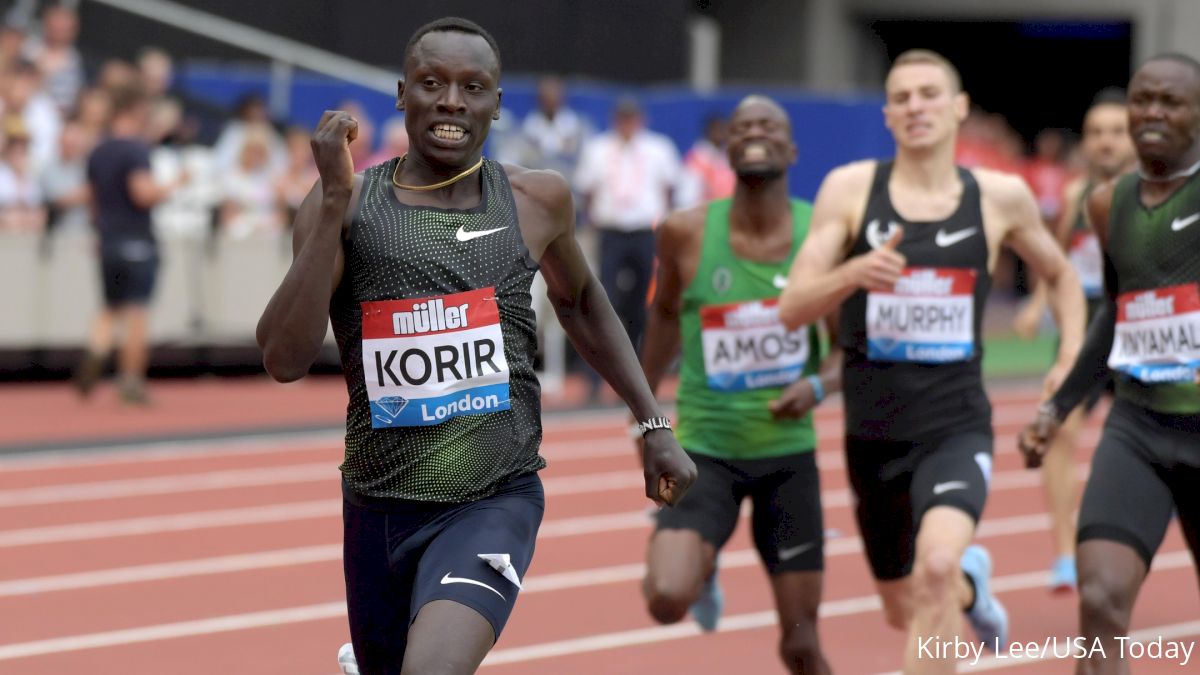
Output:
[866, 267, 976, 363]
[1068, 231, 1104, 299]
[361, 288, 510, 428]
[700, 298, 810, 391]
[1108, 284, 1200, 384]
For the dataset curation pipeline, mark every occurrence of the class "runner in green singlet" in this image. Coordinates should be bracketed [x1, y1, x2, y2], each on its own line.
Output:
[638, 96, 837, 675]
[1022, 54, 1200, 675]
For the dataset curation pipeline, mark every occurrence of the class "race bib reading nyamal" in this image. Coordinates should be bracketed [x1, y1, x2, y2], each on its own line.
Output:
[866, 267, 976, 363]
[700, 298, 810, 391]
[1108, 284, 1200, 384]
[1068, 231, 1104, 299]
[361, 288, 510, 428]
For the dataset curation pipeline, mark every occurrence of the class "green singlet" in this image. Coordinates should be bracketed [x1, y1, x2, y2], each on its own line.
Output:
[1106, 171, 1200, 414]
[675, 198, 821, 460]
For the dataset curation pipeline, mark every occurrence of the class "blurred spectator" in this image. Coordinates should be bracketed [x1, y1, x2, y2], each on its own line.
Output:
[149, 98, 217, 239]
[76, 84, 186, 404]
[365, 114, 408, 167]
[0, 21, 26, 73]
[217, 130, 283, 238]
[0, 116, 46, 232]
[575, 96, 680, 377]
[40, 117, 93, 234]
[97, 57, 140, 95]
[677, 113, 734, 208]
[3, 58, 61, 170]
[275, 125, 317, 227]
[521, 76, 589, 177]
[1023, 128, 1073, 223]
[75, 86, 112, 139]
[955, 107, 1023, 175]
[211, 92, 284, 173]
[21, 3, 82, 112]
[136, 47, 173, 101]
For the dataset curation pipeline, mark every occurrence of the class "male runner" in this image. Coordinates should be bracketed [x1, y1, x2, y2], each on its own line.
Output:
[1021, 54, 1200, 675]
[779, 49, 1086, 673]
[1013, 88, 1135, 591]
[255, 18, 695, 674]
[639, 96, 836, 674]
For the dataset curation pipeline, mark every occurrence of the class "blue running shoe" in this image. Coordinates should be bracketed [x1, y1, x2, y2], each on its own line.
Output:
[961, 545, 1009, 651]
[1049, 555, 1077, 593]
[689, 569, 724, 632]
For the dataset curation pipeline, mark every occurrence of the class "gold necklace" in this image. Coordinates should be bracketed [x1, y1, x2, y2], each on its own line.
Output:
[391, 154, 484, 191]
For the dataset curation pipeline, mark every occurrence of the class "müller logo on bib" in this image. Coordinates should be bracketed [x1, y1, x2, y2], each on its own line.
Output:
[1109, 284, 1200, 383]
[866, 267, 977, 363]
[360, 288, 510, 428]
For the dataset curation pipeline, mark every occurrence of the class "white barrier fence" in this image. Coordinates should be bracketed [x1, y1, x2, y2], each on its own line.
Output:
[0, 231, 567, 393]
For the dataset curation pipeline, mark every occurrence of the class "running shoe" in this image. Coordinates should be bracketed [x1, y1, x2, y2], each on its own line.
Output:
[689, 568, 723, 632]
[1049, 555, 1077, 593]
[338, 642, 359, 675]
[961, 544, 1009, 651]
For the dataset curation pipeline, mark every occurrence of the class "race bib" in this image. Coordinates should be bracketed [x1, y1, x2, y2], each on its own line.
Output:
[866, 267, 976, 363]
[1068, 230, 1104, 299]
[700, 298, 810, 391]
[361, 288, 510, 428]
[1108, 284, 1200, 384]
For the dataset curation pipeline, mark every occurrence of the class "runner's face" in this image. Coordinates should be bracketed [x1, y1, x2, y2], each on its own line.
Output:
[1082, 104, 1134, 178]
[399, 31, 501, 168]
[1128, 60, 1200, 166]
[883, 63, 966, 150]
[727, 101, 795, 180]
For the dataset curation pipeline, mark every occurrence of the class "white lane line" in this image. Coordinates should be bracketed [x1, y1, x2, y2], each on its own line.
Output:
[0, 425, 1093, 509]
[0, 509, 1071, 599]
[480, 551, 1193, 667]
[3, 550, 1185, 664]
[0, 601, 348, 661]
[0, 389, 1054, 473]
[0, 457, 1087, 548]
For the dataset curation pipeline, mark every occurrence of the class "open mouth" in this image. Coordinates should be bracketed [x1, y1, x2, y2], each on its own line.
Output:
[431, 123, 468, 143]
[740, 142, 769, 163]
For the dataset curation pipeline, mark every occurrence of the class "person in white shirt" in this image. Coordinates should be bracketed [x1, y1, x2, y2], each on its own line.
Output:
[575, 97, 681, 364]
[522, 76, 589, 177]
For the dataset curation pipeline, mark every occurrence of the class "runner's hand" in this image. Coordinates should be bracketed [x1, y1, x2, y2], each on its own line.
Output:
[311, 110, 358, 196]
[641, 430, 696, 507]
[1014, 301, 1041, 341]
[1017, 402, 1061, 469]
[769, 378, 818, 420]
[846, 226, 905, 291]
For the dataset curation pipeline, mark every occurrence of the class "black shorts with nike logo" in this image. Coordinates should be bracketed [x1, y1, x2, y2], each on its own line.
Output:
[845, 432, 992, 580]
[655, 450, 824, 573]
[341, 472, 543, 674]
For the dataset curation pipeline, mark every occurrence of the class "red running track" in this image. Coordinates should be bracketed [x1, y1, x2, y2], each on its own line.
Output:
[0, 382, 1196, 674]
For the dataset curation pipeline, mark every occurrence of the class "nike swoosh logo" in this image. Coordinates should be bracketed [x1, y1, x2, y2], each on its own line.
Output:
[440, 573, 505, 599]
[778, 541, 817, 561]
[933, 480, 969, 495]
[455, 225, 507, 242]
[935, 227, 977, 247]
[773, 274, 788, 289]
[1171, 213, 1200, 231]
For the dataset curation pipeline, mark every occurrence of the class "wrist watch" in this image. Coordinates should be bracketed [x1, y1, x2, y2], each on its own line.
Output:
[636, 416, 673, 436]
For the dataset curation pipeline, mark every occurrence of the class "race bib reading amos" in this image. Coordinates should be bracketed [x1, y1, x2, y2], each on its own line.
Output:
[700, 298, 810, 391]
[1109, 284, 1200, 384]
[360, 288, 510, 428]
[866, 267, 976, 363]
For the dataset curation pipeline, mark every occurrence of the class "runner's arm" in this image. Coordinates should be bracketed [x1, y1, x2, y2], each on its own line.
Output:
[257, 111, 359, 382]
[1048, 184, 1118, 417]
[639, 211, 689, 396]
[779, 163, 902, 330]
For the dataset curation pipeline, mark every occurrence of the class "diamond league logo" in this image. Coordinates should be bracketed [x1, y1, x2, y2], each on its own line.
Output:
[376, 396, 409, 419]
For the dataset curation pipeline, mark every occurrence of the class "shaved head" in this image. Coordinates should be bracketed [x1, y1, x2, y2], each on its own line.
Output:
[732, 95, 791, 133]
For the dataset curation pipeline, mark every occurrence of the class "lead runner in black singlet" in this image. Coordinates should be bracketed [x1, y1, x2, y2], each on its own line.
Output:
[779, 49, 1086, 673]
[256, 18, 695, 675]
